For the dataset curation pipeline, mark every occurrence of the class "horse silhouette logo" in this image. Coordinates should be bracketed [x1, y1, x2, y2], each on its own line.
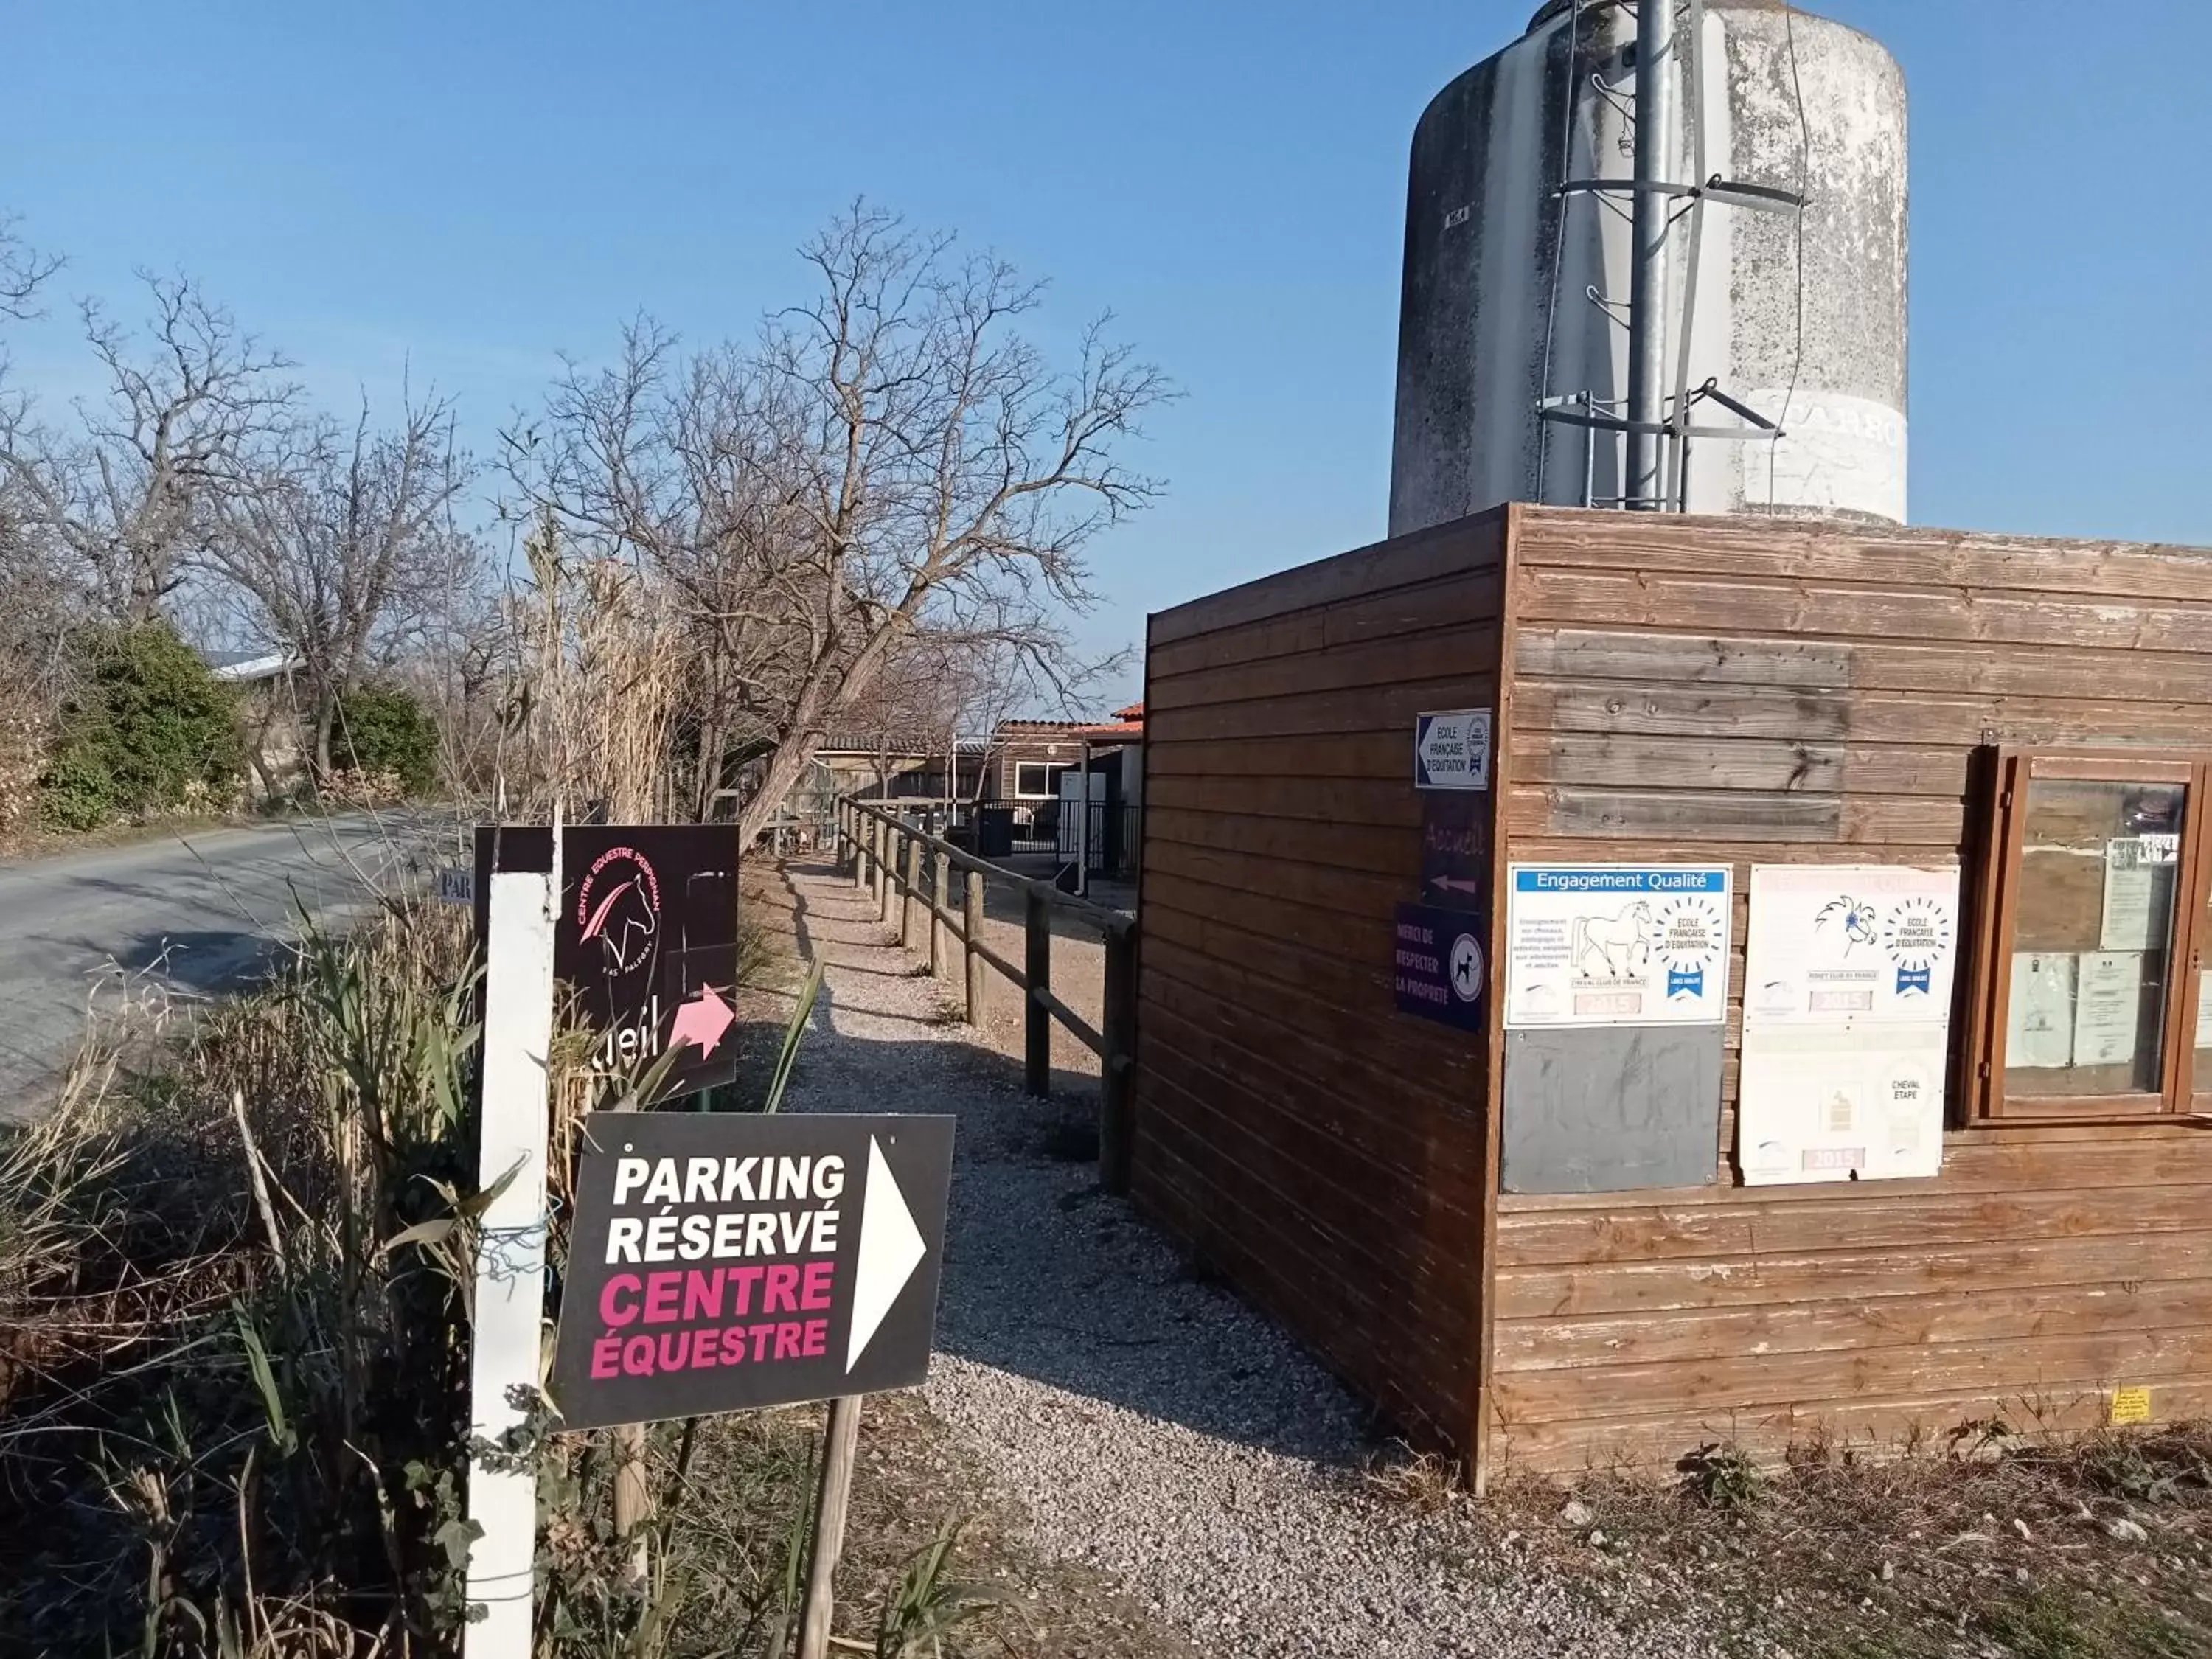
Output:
[1815, 897, 1880, 953]
[1572, 901, 1652, 980]
[576, 846, 663, 974]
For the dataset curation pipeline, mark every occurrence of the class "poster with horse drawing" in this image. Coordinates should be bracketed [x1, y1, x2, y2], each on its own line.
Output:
[1503, 865, 1731, 1029]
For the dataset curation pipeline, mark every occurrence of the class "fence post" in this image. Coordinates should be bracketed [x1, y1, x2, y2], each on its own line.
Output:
[930, 849, 948, 978]
[1024, 887, 1051, 1099]
[1101, 924, 1136, 1195]
[878, 825, 895, 925]
[859, 813, 872, 894]
[964, 871, 985, 1026]
[901, 832, 921, 950]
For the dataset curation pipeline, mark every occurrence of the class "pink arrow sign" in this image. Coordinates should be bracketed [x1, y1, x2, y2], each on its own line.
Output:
[669, 984, 736, 1057]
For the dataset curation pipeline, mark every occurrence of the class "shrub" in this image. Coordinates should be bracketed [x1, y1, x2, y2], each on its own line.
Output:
[335, 684, 439, 797]
[38, 624, 242, 829]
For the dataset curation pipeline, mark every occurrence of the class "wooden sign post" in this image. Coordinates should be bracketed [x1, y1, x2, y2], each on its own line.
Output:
[797, 1394, 864, 1659]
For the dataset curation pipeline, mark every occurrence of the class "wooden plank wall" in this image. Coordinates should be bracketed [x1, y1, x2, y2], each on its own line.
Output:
[1132, 512, 1507, 1449]
[1490, 507, 2212, 1475]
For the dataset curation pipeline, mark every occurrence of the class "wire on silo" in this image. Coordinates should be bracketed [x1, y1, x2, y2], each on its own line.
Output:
[1769, 0, 1811, 512]
[1534, 0, 1582, 503]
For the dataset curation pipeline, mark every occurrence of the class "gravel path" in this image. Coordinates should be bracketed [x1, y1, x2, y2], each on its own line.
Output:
[774, 860, 1743, 1659]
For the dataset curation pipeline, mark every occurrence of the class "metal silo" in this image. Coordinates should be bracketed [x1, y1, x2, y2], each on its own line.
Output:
[1388, 0, 1907, 531]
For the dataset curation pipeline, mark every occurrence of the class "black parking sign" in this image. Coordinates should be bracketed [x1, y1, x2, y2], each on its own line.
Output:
[550, 1113, 955, 1430]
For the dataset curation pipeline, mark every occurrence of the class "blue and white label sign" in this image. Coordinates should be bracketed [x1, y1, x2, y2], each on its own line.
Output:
[1414, 709, 1492, 790]
[1394, 902, 1486, 1034]
[1504, 865, 1731, 1028]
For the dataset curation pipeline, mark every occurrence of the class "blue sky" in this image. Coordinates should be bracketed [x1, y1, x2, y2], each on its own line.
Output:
[4, 1, 2205, 704]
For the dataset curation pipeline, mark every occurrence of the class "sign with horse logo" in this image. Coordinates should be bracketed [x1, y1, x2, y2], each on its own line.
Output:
[475, 824, 744, 1102]
[1503, 865, 1731, 1029]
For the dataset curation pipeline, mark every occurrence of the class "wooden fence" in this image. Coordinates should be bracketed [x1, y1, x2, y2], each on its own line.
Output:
[832, 796, 1137, 1194]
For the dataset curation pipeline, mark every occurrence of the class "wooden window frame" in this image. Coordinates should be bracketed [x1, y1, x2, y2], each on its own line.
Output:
[1012, 761, 1072, 800]
[1964, 748, 2212, 1124]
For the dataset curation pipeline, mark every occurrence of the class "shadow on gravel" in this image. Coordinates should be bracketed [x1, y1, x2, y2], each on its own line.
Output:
[768, 861, 1369, 1470]
[923, 1040, 1371, 1468]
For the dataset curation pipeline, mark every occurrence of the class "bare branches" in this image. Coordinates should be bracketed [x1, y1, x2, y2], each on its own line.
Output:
[206, 394, 476, 775]
[0, 215, 61, 323]
[507, 201, 1170, 832]
[0, 271, 297, 624]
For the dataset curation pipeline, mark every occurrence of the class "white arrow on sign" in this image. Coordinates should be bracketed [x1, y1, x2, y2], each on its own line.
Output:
[846, 1135, 928, 1371]
[1415, 709, 1492, 790]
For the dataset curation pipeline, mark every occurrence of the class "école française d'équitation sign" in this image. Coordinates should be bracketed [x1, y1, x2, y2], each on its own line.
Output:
[550, 1113, 955, 1430]
[1414, 709, 1492, 791]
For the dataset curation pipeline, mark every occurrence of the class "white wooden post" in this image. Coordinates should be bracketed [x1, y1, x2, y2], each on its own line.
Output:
[462, 822, 560, 1658]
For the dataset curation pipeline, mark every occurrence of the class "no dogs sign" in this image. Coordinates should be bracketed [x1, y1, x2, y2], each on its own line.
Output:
[550, 1113, 955, 1430]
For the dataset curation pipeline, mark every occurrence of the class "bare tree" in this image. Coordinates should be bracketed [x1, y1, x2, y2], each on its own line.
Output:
[0, 271, 294, 623]
[0, 217, 71, 705]
[208, 395, 476, 776]
[0, 215, 61, 324]
[508, 202, 1169, 838]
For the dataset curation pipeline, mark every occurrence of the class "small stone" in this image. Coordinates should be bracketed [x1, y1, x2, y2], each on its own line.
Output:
[1879, 1561, 1895, 1582]
[1587, 1528, 1607, 1548]
[1560, 1498, 1596, 1528]
[2107, 1517, 2149, 1543]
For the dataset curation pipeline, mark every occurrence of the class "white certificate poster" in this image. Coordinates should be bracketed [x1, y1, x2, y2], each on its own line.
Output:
[1503, 865, 1732, 1028]
[2007, 952, 2076, 1068]
[2073, 950, 2143, 1068]
[1739, 1025, 1947, 1185]
[1744, 865, 1961, 1029]
[2101, 835, 2180, 952]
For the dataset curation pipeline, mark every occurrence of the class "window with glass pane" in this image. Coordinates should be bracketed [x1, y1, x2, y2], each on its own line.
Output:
[2003, 778, 2186, 1099]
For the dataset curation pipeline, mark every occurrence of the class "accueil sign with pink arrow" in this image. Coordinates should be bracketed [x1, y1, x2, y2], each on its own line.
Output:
[475, 824, 745, 1103]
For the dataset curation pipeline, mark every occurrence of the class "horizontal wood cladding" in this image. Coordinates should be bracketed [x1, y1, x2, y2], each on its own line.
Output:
[1518, 567, 2212, 656]
[1497, 1380, 2212, 1475]
[1148, 571, 1502, 684]
[1493, 507, 2212, 1475]
[1150, 510, 1508, 647]
[1517, 512, 2212, 605]
[1133, 513, 1506, 1451]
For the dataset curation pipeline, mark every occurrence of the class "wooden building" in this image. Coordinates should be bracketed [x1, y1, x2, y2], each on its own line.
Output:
[984, 715, 1141, 804]
[1131, 504, 2212, 1483]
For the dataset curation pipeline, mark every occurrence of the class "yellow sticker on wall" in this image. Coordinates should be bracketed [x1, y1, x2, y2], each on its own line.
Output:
[2109, 1386, 2152, 1426]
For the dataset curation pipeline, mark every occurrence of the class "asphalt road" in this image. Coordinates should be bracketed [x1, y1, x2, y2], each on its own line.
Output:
[0, 814, 442, 1121]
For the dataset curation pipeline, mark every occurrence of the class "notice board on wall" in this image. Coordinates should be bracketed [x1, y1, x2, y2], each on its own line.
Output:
[1738, 864, 1961, 1185]
[1501, 1026, 1725, 1194]
[1498, 865, 1731, 1193]
[1503, 865, 1732, 1029]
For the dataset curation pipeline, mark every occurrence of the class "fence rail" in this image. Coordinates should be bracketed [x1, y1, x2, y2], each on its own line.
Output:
[833, 796, 1135, 1194]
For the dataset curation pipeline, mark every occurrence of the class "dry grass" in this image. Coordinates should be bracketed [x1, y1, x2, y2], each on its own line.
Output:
[1358, 1441, 1466, 1517]
[498, 520, 689, 823]
[1, 872, 1079, 1659]
[1, 901, 486, 1656]
[1491, 1424, 2212, 1658]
